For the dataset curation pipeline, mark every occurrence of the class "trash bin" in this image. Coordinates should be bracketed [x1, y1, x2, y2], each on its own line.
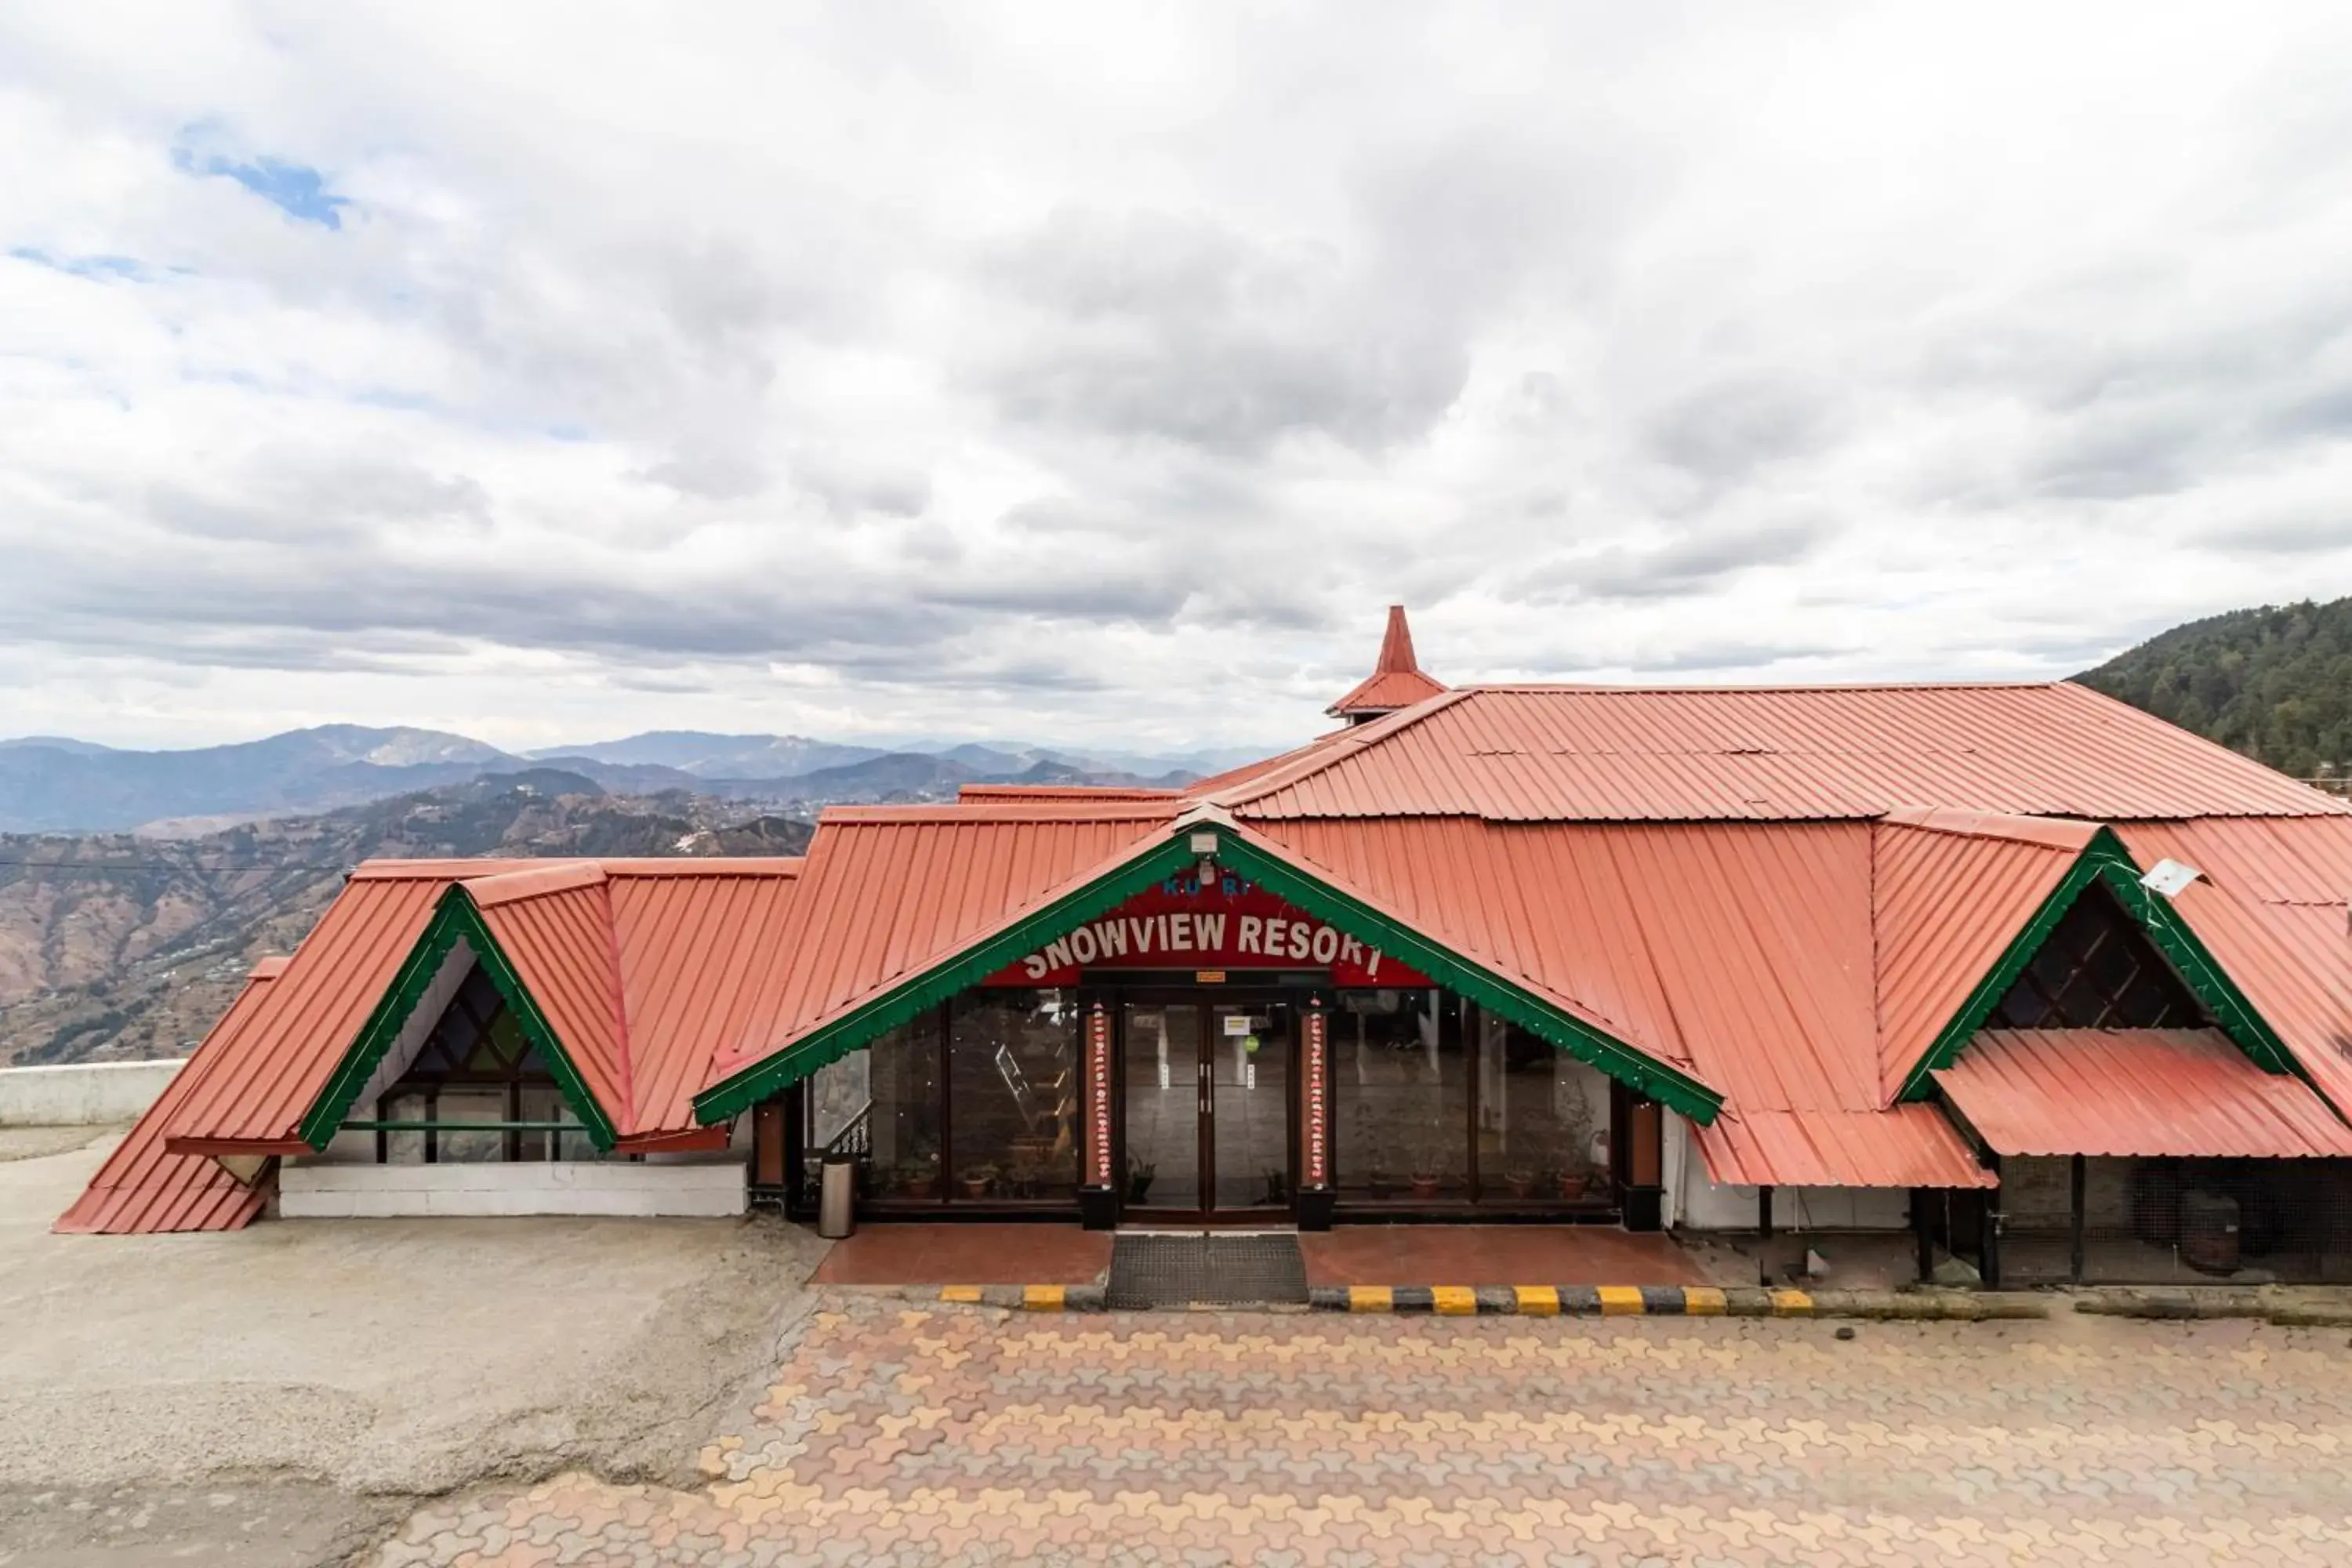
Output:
[818, 1153, 858, 1240]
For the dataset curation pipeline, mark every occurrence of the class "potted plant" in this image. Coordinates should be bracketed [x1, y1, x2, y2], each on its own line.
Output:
[1408, 1170, 1443, 1201]
[1126, 1156, 1156, 1204]
[897, 1151, 939, 1199]
[1504, 1169, 1537, 1200]
[958, 1163, 998, 1200]
[1556, 1076, 1596, 1202]
[1367, 1167, 1393, 1200]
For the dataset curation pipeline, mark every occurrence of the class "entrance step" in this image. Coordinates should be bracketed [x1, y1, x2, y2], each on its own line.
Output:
[1107, 1232, 1308, 1309]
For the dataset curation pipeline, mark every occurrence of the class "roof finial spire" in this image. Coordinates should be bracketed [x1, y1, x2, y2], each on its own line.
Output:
[1327, 604, 1447, 724]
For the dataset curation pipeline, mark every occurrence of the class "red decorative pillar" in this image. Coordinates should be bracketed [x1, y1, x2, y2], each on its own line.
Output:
[1079, 998, 1118, 1229]
[1298, 996, 1334, 1230]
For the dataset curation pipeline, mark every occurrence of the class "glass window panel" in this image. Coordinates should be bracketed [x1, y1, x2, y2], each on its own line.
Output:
[808, 1051, 872, 1152]
[1332, 989, 1464, 1201]
[868, 1014, 942, 1200]
[382, 1091, 427, 1165]
[1475, 1010, 1610, 1203]
[434, 1087, 506, 1163]
[1210, 1001, 1292, 1208]
[1122, 1004, 1200, 1209]
[949, 991, 1080, 1202]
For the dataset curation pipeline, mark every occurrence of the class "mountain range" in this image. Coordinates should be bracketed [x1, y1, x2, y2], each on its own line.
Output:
[0, 726, 1242, 835]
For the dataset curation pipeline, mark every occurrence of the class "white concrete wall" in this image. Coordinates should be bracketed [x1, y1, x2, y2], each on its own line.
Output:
[0, 1058, 187, 1126]
[1664, 1114, 1912, 1232]
[279, 1155, 748, 1218]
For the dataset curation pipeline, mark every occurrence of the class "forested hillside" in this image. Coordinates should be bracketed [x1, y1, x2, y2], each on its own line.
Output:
[2077, 599, 2352, 781]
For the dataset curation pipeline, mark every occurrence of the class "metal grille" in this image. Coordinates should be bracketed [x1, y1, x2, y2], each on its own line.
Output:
[1107, 1232, 1308, 1309]
[1993, 1156, 2352, 1286]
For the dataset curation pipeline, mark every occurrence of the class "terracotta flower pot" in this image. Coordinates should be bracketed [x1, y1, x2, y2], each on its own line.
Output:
[1558, 1171, 1588, 1202]
[1409, 1174, 1442, 1200]
[1504, 1172, 1536, 1200]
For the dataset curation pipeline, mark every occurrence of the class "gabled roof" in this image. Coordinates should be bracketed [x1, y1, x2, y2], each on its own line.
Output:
[1871, 809, 2096, 1100]
[1231, 683, 2350, 822]
[695, 803, 1726, 1123]
[1936, 1029, 2352, 1158]
[2114, 817, 2352, 1118]
[142, 858, 804, 1164]
[1327, 604, 1448, 720]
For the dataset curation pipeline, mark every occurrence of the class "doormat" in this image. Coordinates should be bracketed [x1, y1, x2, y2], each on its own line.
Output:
[1106, 1232, 1308, 1309]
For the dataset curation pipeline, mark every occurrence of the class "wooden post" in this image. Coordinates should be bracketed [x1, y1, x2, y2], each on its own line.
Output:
[2070, 1154, 2088, 1283]
[1981, 1153, 2003, 1288]
[1913, 1187, 1934, 1284]
[1759, 1185, 1775, 1238]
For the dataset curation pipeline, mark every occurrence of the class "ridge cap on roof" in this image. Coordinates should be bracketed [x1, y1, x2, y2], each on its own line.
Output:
[818, 801, 1184, 825]
[1459, 680, 2069, 695]
[1875, 806, 2101, 850]
[1211, 686, 1477, 809]
[460, 860, 608, 908]
[597, 857, 806, 876]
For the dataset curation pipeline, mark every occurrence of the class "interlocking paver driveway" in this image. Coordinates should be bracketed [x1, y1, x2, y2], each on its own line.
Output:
[368, 1300, 2352, 1566]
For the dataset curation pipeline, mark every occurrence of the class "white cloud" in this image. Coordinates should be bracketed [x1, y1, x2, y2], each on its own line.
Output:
[4, 2, 2352, 752]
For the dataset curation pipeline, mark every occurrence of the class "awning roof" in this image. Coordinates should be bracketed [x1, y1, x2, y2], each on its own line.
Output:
[1692, 1105, 1994, 1189]
[1934, 1028, 2352, 1159]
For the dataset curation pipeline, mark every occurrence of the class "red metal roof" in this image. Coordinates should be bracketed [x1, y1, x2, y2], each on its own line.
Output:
[469, 868, 632, 1125]
[160, 868, 477, 1147]
[1693, 1105, 1994, 1189]
[711, 804, 1179, 1079]
[1871, 810, 2092, 1098]
[2114, 818, 2352, 1118]
[1229, 684, 2348, 822]
[1935, 1029, 2352, 1157]
[65, 858, 804, 1229]
[1327, 604, 1448, 719]
[54, 964, 285, 1234]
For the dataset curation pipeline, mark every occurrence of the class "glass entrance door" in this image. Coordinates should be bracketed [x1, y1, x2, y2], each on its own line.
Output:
[1119, 997, 1294, 1217]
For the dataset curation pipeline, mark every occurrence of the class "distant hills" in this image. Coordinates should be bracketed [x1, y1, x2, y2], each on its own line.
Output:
[0, 771, 815, 1068]
[0, 724, 1233, 834]
[2075, 598, 2352, 781]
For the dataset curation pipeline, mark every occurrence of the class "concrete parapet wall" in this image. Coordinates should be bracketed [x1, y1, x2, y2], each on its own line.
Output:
[280, 1155, 748, 1218]
[0, 1058, 187, 1126]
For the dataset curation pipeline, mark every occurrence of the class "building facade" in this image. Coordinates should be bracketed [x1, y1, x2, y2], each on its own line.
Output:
[63, 610, 2352, 1284]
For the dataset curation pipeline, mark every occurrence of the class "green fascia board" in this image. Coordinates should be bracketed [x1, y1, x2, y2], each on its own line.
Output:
[1896, 827, 2296, 1102]
[691, 821, 1723, 1127]
[693, 833, 1201, 1123]
[295, 887, 620, 1150]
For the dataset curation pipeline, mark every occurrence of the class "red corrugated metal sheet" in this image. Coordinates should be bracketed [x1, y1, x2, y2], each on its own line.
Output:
[1225, 684, 2347, 822]
[1936, 1029, 2352, 1156]
[1259, 817, 1880, 1105]
[609, 862, 803, 1134]
[160, 868, 522, 1147]
[1693, 1105, 1994, 1189]
[1871, 810, 2092, 1098]
[2114, 818, 2352, 1118]
[467, 868, 631, 1121]
[712, 804, 1178, 1078]
[960, 785, 1185, 802]
[54, 965, 285, 1234]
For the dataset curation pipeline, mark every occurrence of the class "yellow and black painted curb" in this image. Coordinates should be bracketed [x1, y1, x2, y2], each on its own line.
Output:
[921, 1283, 2044, 1319]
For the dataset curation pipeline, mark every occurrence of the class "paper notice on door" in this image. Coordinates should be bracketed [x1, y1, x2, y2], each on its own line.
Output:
[1221, 1014, 1252, 1036]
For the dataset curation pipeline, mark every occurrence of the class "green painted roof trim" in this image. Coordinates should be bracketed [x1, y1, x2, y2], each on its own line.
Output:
[1896, 827, 2296, 1102]
[1208, 833, 1724, 1125]
[295, 887, 620, 1150]
[693, 832, 1201, 1123]
[691, 819, 1722, 1127]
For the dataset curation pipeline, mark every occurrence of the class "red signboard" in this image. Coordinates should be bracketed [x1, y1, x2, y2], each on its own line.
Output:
[984, 874, 1429, 988]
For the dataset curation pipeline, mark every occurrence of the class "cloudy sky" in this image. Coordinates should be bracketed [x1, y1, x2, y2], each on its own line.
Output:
[5, 3, 2352, 756]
